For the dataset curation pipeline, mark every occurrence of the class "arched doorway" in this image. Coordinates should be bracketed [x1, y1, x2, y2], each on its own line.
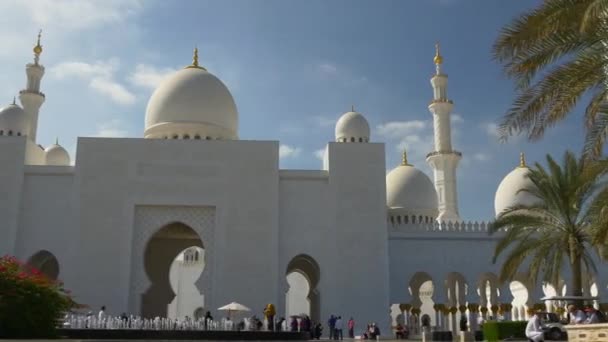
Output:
[285, 254, 320, 322]
[510, 281, 529, 321]
[26, 250, 60, 280]
[409, 272, 435, 331]
[168, 246, 205, 319]
[141, 222, 204, 318]
[445, 272, 467, 333]
[477, 273, 499, 318]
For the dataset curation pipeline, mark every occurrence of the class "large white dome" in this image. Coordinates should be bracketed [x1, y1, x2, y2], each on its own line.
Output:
[0, 103, 28, 137]
[45, 142, 70, 166]
[335, 110, 370, 142]
[494, 153, 540, 217]
[144, 60, 238, 140]
[386, 152, 438, 218]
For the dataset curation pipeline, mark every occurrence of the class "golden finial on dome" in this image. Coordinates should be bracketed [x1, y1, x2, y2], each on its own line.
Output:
[518, 152, 527, 168]
[401, 150, 412, 166]
[33, 30, 43, 60]
[434, 42, 443, 65]
[185, 46, 207, 70]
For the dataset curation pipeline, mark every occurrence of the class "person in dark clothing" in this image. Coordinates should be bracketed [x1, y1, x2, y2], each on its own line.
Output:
[371, 323, 380, 339]
[305, 316, 313, 338]
[314, 322, 323, 339]
[460, 314, 468, 332]
[204, 311, 213, 330]
[276, 317, 285, 331]
[290, 317, 298, 332]
[328, 315, 336, 339]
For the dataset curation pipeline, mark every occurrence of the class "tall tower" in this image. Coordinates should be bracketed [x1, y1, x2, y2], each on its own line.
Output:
[426, 43, 462, 222]
[19, 30, 46, 141]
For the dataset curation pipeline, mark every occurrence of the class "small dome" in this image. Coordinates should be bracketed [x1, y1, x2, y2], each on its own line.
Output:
[386, 151, 438, 217]
[45, 142, 70, 165]
[144, 60, 238, 140]
[494, 153, 540, 217]
[0, 103, 28, 137]
[335, 109, 370, 143]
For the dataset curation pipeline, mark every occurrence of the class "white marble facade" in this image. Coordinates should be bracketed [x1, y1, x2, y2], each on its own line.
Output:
[2, 38, 607, 337]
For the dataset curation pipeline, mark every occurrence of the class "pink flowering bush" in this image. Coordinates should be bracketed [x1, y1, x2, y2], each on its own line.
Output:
[0, 255, 76, 338]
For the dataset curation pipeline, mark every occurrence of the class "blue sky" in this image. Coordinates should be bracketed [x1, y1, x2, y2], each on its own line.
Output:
[0, 0, 586, 221]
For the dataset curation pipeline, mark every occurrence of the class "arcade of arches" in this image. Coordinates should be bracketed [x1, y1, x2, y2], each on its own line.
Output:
[390, 272, 605, 338]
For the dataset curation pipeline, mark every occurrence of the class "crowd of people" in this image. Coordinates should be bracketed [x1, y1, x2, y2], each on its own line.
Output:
[525, 304, 606, 342]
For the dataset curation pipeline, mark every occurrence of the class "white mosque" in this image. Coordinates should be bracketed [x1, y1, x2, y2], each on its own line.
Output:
[1, 35, 607, 337]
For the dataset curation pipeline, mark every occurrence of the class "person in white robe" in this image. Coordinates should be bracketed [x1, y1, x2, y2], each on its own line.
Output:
[525, 311, 544, 342]
[568, 305, 586, 324]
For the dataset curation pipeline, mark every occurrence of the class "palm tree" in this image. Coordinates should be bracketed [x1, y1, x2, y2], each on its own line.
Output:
[492, 0, 608, 159]
[489, 151, 608, 299]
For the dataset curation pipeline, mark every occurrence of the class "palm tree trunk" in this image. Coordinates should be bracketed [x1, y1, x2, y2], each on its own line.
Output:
[571, 254, 584, 307]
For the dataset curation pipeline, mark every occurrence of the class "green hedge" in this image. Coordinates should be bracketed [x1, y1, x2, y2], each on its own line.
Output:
[482, 321, 527, 342]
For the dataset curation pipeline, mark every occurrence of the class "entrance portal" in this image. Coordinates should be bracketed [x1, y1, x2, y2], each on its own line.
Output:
[285, 254, 320, 322]
[168, 246, 205, 319]
[141, 222, 203, 318]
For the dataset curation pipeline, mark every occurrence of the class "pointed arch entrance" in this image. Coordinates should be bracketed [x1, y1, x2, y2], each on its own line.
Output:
[285, 254, 321, 322]
[129, 206, 215, 318]
[141, 222, 203, 318]
[26, 250, 60, 280]
[409, 272, 435, 328]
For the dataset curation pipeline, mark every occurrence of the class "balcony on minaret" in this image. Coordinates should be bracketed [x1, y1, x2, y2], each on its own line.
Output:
[426, 150, 462, 159]
[19, 89, 45, 98]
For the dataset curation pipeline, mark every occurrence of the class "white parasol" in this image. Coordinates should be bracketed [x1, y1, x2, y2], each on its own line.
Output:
[218, 302, 251, 319]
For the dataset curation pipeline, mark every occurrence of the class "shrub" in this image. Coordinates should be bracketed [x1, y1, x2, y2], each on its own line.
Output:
[482, 321, 527, 342]
[0, 255, 75, 338]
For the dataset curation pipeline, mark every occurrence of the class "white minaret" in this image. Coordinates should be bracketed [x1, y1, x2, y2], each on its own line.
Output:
[426, 43, 462, 222]
[19, 30, 46, 141]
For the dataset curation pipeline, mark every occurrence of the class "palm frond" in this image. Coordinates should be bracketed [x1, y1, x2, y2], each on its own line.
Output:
[584, 110, 608, 160]
[498, 49, 606, 141]
[581, 0, 608, 32]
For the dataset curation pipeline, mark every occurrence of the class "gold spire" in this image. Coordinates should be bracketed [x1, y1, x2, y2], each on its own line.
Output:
[518, 152, 527, 168]
[185, 47, 206, 70]
[33, 30, 43, 58]
[434, 42, 443, 65]
[401, 150, 412, 166]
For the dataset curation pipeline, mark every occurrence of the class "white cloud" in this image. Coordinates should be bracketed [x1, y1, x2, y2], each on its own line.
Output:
[90, 78, 136, 105]
[472, 152, 491, 162]
[376, 120, 427, 139]
[279, 144, 302, 159]
[129, 64, 178, 89]
[312, 115, 336, 127]
[375, 119, 434, 169]
[314, 148, 325, 160]
[94, 119, 129, 138]
[316, 62, 367, 87]
[11, 0, 143, 30]
[50, 59, 135, 105]
[318, 63, 337, 75]
[481, 122, 523, 144]
[50, 60, 117, 80]
[451, 114, 464, 124]
[482, 122, 500, 139]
